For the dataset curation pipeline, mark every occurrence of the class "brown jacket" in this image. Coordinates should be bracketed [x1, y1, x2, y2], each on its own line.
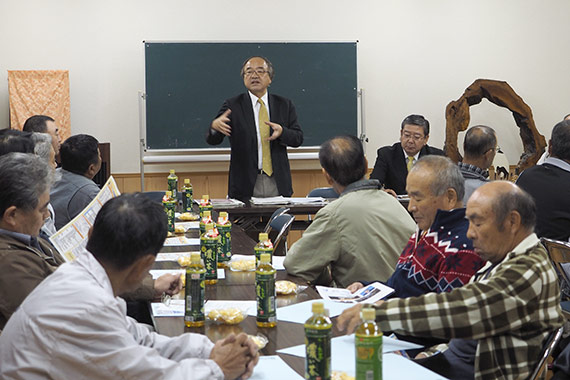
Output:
[0, 233, 65, 329]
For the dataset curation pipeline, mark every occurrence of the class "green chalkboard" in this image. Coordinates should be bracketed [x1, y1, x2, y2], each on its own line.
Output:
[144, 42, 357, 150]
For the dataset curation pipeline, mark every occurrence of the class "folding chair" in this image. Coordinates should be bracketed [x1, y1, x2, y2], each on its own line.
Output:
[268, 214, 295, 256]
[527, 326, 564, 380]
[541, 238, 570, 319]
[263, 207, 290, 234]
[307, 187, 339, 199]
[141, 191, 167, 204]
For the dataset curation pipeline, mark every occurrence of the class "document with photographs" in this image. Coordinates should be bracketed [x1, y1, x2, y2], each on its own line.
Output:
[49, 176, 120, 262]
[316, 282, 394, 304]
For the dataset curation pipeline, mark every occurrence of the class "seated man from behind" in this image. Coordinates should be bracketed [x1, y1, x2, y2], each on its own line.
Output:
[369, 114, 444, 195]
[339, 182, 564, 380]
[0, 193, 259, 379]
[284, 135, 416, 287]
[50, 134, 102, 229]
[348, 155, 485, 298]
[517, 119, 570, 241]
[0, 153, 65, 329]
[458, 125, 497, 204]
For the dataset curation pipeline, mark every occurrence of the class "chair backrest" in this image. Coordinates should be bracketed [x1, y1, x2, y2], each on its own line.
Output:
[527, 326, 564, 380]
[541, 238, 570, 286]
[263, 207, 290, 233]
[270, 214, 295, 251]
[307, 187, 339, 199]
[141, 191, 166, 204]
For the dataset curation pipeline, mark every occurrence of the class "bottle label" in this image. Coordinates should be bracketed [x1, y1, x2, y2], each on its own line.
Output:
[163, 201, 176, 232]
[305, 328, 331, 380]
[167, 178, 178, 198]
[256, 273, 276, 323]
[201, 240, 218, 279]
[185, 270, 205, 323]
[355, 335, 382, 380]
[182, 188, 193, 212]
[218, 225, 232, 262]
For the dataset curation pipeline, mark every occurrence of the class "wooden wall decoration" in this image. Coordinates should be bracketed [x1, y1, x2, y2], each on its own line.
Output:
[444, 79, 546, 173]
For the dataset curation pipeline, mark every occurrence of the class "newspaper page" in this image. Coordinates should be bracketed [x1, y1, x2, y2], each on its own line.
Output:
[49, 176, 120, 262]
[316, 282, 394, 304]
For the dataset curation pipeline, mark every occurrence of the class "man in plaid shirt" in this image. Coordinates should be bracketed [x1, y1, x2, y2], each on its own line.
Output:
[339, 181, 564, 380]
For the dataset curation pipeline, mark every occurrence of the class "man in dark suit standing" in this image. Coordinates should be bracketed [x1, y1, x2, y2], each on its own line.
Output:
[369, 114, 444, 195]
[206, 56, 303, 201]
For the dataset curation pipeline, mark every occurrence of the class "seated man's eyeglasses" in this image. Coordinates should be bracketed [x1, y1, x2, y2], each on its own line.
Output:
[243, 68, 268, 77]
[402, 131, 425, 141]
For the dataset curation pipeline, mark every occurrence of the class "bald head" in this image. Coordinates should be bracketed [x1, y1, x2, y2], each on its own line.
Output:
[319, 135, 366, 187]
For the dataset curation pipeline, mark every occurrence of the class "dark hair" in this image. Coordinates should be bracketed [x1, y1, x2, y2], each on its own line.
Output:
[492, 184, 536, 231]
[86, 193, 167, 270]
[463, 125, 497, 157]
[60, 134, 99, 175]
[550, 120, 570, 161]
[412, 155, 465, 202]
[0, 153, 54, 217]
[0, 129, 35, 155]
[22, 115, 54, 133]
[319, 135, 366, 187]
[401, 114, 430, 136]
[240, 56, 275, 80]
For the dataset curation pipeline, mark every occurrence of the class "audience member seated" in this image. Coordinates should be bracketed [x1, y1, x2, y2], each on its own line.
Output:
[23, 114, 62, 157]
[536, 113, 570, 165]
[458, 125, 497, 204]
[339, 181, 564, 380]
[0, 153, 65, 329]
[0, 129, 34, 155]
[348, 155, 484, 298]
[369, 114, 444, 195]
[517, 119, 570, 241]
[283, 136, 416, 287]
[31, 133, 59, 238]
[0, 193, 259, 379]
[50, 134, 102, 229]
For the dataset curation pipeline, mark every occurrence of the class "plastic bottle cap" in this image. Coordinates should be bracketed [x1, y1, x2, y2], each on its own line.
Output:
[190, 252, 201, 263]
[361, 308, 376, 321]
[205, 223, 214, 231]
[170, 169, 175, 174]
[259, 253, 271, 263]
[184, 179, 190, 184]
[202, 195, 209, 200]
[259, 232, 269, 242]
[165, 190, 172, 197]
[311, 302, 324, 314]
[220, 211, 228, 218]
[203, 210, 211, 217]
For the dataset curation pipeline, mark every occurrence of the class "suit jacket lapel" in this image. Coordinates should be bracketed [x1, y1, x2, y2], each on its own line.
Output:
[240, 93, 258, 147]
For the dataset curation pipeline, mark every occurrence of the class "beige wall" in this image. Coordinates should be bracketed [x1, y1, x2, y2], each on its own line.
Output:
[1, 1, 570, 175]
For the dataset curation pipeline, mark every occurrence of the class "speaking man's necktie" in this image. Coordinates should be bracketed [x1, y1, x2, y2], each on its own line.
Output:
[407, 156, 414, 171]
[258, 98, 273, 176]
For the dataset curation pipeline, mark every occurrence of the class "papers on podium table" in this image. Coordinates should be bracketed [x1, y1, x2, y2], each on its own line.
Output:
[246, 300, 353, 323]
[277, 335, 439, 380]
[49, 176, 120, 262]
[193, 198, 245, 207]
[251, 356, 303, 380]
[316, 282, 394, 304]
[250, 196, 326, 205]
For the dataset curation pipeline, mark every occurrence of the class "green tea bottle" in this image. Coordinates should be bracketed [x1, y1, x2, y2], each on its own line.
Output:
[162, 190, 176, 233]
[199, 210, 213, 236]
[304, 301, 332, 380]
[200, 223, 219, 285]
[184, 252, 206, 327]
[355, 307, 383, 380]
[254, 233, 273, 267]
[199, 194, 213, 218]
[216, 211, 232, 265]
[167, 169, 178, 198]
[181, 178, 193, 212]
[256, 253, 276, 328]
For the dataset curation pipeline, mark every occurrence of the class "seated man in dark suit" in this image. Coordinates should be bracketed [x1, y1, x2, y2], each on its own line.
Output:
[206, 56, 303, 201]
[370, 114, 444, 195]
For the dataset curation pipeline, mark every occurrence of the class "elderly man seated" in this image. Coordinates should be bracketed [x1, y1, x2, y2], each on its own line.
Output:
[348, 155, 484, 298]
[339, 181, 564, 380]
[284, 135, 416, 287]
[0, 193, 259, 379]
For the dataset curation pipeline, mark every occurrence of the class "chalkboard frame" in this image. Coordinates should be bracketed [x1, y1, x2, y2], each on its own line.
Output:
[142, 41, 359, 152]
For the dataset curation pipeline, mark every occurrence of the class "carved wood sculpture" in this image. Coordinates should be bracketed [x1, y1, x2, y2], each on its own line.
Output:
[444, 79, 546, 173]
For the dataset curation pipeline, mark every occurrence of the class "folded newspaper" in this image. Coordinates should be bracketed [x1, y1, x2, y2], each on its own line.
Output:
[316, 282, 394, 304]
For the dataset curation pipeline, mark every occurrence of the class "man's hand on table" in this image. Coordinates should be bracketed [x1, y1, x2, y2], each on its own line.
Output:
[337, 301, 384, 334]
[154, 273, 183, 297]
[210, 333, 259, 379]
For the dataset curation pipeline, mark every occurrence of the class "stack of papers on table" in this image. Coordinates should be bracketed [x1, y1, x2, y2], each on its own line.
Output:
[316, 282, 394, 304]
[193, 198, 245, 207]
[250, 196, 326, 205]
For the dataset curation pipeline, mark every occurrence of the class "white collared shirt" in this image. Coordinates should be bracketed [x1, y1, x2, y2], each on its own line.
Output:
[401, 146, 421, 167]
[248, 91, 270, 170]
